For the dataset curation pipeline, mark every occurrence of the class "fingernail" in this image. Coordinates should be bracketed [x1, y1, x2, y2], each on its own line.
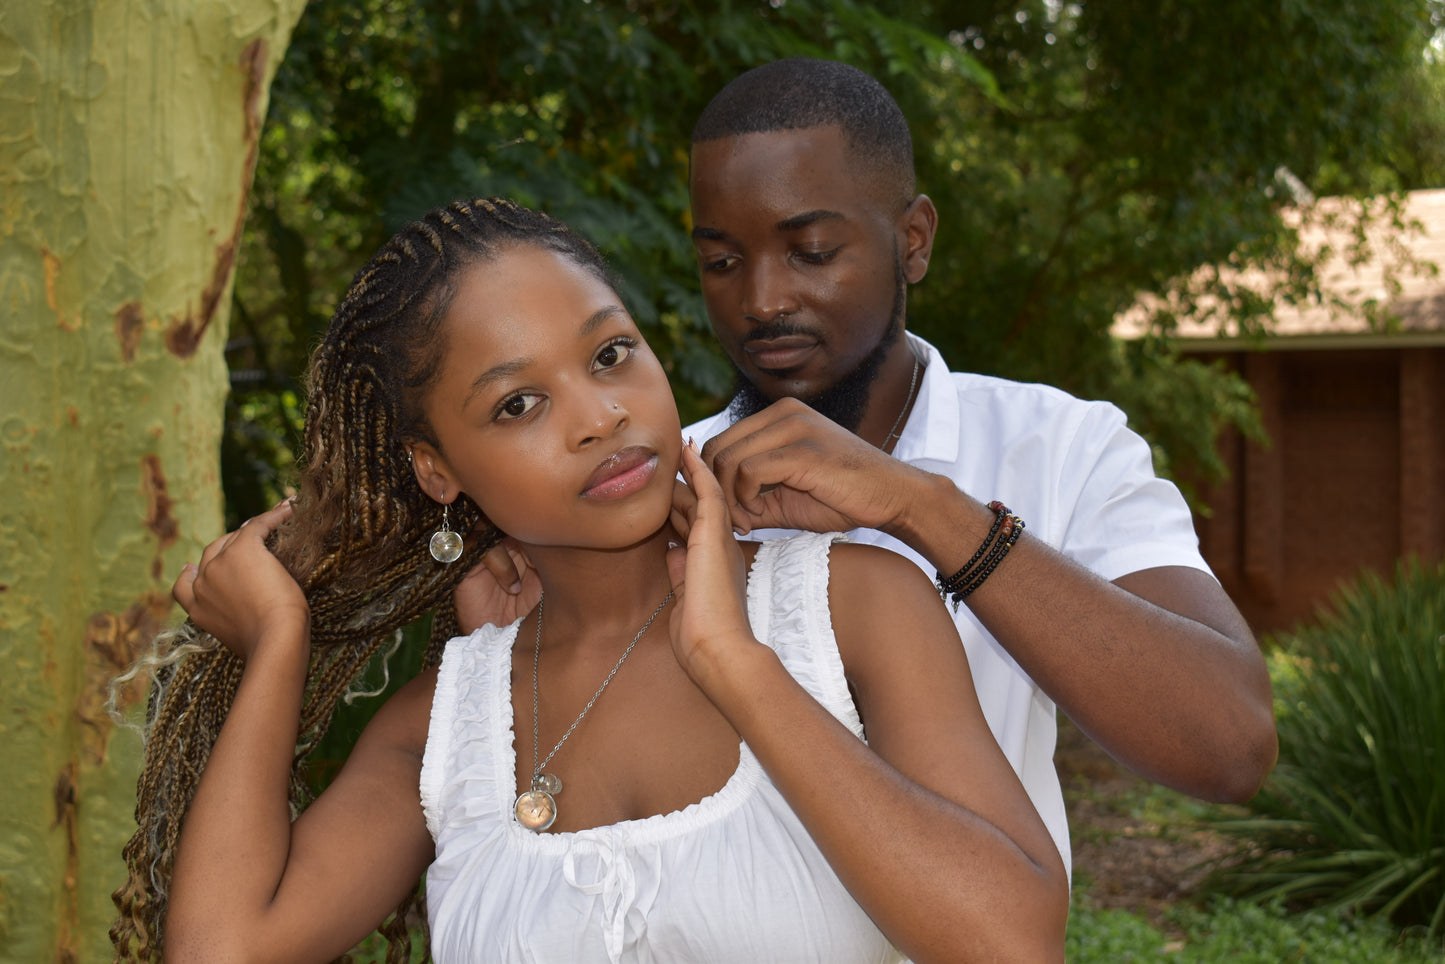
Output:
[667, 540, 681, 550]
[507, 581, 522, 594]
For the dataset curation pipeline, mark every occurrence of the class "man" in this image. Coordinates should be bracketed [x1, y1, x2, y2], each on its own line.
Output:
[677, 57, 1275, 871]
[467, 57, 1275, 872]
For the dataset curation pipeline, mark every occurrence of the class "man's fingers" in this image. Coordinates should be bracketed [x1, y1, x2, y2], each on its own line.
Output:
[479, 541, 522, 593]
[703, 408, 818, 509]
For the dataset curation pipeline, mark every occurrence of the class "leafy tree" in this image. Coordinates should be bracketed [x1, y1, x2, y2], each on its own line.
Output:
[896, 0, 1445, 488]
[224, 0, 1445, 525]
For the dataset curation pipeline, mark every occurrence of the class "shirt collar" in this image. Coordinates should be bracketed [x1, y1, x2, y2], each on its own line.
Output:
[889, 333, 960, 466]
[705, 332, 962, 466]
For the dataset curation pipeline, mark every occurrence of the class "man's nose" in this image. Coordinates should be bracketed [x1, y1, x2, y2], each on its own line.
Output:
[742, 258, 801, 322]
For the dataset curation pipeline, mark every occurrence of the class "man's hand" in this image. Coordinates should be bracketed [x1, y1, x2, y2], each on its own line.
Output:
[454, 538, 542, 632]
[700, 397, 932, 536]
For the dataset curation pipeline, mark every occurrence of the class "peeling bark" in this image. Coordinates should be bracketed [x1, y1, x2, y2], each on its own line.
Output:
[115, 302, 144, 363]
[0, 3, 308, 960]
[80, 591, 173, 764]
[165, 38, 272, 359]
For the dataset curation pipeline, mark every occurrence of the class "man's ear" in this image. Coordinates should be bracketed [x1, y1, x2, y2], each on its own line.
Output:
[899, 194, 938, 285]
[408, 441, 459, 505]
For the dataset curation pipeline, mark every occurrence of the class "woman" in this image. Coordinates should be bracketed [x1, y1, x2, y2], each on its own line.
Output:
[112, 198, 1066, 963]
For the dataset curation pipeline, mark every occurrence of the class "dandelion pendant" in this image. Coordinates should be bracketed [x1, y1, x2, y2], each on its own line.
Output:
[515, 772, 562, 832]
[514, 789, 556, 832]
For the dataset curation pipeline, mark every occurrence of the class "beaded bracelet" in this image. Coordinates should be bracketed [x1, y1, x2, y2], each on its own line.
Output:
[935, 501, 1026, 610]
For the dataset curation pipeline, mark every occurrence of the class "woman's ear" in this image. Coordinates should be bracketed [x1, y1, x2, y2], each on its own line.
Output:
[899, 194, 938, 285]
[408, 442, 458, 504]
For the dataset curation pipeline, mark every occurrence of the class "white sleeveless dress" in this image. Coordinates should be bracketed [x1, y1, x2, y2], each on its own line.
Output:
[419, 531, 903, 964]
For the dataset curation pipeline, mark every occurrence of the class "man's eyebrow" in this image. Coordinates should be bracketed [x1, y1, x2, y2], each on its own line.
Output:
[691, 211, 845, 242]
[777, 209, 844, 232]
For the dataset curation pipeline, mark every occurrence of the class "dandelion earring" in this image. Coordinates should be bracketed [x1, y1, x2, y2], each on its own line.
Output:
[429, 502, 463, 564]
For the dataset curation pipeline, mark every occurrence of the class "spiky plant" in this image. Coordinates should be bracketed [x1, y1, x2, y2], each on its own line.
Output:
[1213, 557, 1445, 939]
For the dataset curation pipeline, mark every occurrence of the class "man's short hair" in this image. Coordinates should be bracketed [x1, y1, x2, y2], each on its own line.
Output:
[691, 58, 916, 198]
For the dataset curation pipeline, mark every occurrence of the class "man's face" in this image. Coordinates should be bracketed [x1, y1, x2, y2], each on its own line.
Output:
[689, 126, 912, 424]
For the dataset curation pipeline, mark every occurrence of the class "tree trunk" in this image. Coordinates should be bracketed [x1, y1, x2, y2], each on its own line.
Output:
[0, 2, 306, 960]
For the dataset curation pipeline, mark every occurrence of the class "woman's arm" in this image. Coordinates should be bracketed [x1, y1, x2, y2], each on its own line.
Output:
[164, 503, 434, 964]
[666, 446, 1068, 964]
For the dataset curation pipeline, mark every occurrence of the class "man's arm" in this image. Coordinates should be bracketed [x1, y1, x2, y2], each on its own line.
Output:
[903, 471, 1276, 802]
[701, 397, 1277, 803]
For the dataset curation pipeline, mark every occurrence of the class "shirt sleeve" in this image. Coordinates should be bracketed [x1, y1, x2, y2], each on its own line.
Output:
[1054, 401, 1215, 583]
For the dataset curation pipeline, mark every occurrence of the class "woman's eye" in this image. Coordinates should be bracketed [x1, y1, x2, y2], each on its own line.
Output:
[594, 339, 635, 370]
[497, 393, 541, 420]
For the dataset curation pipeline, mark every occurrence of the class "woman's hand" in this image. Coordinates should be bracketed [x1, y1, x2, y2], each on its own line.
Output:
[453, 537, 542, 632]
[172, 499, 309, 660]
[665, 442, 761, 684]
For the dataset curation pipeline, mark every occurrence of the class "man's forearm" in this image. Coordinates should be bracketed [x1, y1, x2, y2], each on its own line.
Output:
[890, 472, 1277, 801]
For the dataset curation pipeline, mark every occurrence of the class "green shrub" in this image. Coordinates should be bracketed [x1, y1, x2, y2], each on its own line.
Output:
[1212, 557, 1445, 938]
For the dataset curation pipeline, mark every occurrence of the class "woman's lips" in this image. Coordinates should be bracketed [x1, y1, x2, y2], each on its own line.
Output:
[581, 447, 659, 499]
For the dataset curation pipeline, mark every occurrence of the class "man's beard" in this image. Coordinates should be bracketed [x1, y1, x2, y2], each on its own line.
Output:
[727, 259, 907, 433]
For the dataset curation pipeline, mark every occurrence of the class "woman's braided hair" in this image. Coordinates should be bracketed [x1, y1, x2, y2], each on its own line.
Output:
[110, 198, 615, 962]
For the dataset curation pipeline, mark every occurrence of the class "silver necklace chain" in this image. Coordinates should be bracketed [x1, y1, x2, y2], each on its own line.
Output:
[882, 355, 922, 451]
[530, 589, 674, 781]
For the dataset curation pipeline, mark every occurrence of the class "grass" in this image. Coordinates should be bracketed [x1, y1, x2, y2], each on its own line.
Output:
[351, 898, 1442, 963]
[1068, 896, 1444, 962]
[1062, 718, 1443, 962]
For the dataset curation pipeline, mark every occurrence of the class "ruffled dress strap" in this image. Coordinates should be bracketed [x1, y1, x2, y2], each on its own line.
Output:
[746, 531, 864, 740]
[419, 618, 520, 843]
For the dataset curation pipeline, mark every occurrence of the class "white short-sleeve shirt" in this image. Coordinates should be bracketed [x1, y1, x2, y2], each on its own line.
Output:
[683, 334, 1213, 873]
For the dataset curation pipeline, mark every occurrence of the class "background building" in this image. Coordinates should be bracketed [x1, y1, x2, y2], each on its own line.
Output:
[1118, 189, 1445, 634]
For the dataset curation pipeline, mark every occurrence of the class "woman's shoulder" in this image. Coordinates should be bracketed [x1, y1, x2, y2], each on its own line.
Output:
[821, 541, 960, 683]
[826, 541, 936, 603]
[746, 534, 935, 625]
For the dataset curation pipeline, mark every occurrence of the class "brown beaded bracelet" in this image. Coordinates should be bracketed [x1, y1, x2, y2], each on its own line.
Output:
[935, 501, 1025, 610]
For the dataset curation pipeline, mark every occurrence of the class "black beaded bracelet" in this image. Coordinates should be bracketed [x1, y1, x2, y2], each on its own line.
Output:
[936, 501, 1025, 610]
[939, 500, 1008, 585]
[954, 515, 1025, 600]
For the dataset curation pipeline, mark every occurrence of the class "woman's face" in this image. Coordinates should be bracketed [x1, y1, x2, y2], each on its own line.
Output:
[415, 245, 682, 551]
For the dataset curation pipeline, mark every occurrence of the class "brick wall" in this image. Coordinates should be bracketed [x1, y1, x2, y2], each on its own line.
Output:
[1190, 346, 1444, 635]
